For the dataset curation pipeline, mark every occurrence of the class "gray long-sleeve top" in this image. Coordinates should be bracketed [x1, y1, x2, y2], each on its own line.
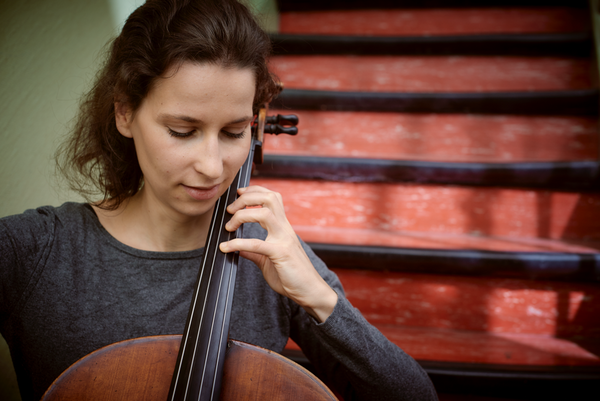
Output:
[0, 202, 437, 401]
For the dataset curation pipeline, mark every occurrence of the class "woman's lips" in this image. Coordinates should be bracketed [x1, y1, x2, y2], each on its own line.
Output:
[183, 184, 220, 201]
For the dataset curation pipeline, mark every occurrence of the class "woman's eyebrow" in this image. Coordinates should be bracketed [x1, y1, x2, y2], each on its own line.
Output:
[158, 114, 253, 125]
[226, 115, 254, 125]
[158, 113, 200, 123]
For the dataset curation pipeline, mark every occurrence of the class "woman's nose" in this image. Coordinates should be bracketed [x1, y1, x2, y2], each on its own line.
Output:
[193, 134, 223, 180]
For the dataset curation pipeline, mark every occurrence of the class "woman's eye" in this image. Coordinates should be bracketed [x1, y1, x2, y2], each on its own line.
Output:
[168, 128, 194, 138]
[222, 129, 246, 139]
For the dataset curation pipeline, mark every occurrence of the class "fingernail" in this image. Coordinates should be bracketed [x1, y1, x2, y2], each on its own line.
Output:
[219, 243, 228, 253]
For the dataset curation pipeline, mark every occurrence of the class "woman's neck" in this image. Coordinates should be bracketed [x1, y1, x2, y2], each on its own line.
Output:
[93, 190, 213, 253]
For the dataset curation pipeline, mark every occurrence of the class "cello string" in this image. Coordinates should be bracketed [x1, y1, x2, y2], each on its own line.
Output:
[204, 169, 244, 400]
[170, 193, 223, 401]
[210, 140, 255, 399]
[194, 140, 253, 399]
[173, 119, 260, 400]
[187, 184, 233, 400]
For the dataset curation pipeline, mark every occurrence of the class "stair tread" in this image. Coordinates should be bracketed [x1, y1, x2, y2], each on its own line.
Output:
[294, 226, 600, 254]
[286, 325, 600, 367]
[279, 8, 590, 36]
[250, 178, 600, 244]
[272, 88, 599, 115]
[332, 269, 600, 336]
[257, 155, 600, 190]
[264, 110, 598, 163]
[270, 56, 593, 92]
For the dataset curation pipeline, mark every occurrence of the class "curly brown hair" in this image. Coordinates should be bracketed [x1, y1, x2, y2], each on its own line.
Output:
[56, 0, 280, 209]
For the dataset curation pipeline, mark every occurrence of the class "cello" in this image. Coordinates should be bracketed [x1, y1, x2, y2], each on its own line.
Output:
[42, 104, 338, 401]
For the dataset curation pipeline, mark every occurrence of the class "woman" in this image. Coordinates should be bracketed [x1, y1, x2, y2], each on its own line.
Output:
[0, 1, 437, 400]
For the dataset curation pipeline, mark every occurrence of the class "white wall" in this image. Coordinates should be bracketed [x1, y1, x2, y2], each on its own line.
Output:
[0, 2, 117, 399]
[0, 0, 117, 219]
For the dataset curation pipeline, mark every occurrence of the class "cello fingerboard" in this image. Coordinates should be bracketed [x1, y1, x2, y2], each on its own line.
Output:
[167, 140, 257, 401]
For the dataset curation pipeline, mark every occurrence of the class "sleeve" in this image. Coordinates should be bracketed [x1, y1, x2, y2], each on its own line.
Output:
[289, 241, 438, 401]
[0, 207, 56, 326]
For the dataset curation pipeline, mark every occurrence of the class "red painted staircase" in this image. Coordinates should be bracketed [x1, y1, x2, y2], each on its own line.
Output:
[252, 1, 600, 400]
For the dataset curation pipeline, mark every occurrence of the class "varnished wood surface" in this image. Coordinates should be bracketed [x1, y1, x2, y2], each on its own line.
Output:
[220, 340, 337, 400]
[42, 336, 179, 401]
[42, 335, 337, 401]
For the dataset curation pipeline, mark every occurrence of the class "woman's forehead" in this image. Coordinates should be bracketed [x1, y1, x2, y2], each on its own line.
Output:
[144, 62, 256, 121]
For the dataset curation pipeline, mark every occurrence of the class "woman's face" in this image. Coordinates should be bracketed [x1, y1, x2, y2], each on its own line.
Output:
[115, 61, 255, 220]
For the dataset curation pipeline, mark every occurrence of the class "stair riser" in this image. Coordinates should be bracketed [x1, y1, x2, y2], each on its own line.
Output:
[280, 8, 589, 36]
[381, 326, 600, 366]
[333, 269, 600, 336]
[272, 89, 598, 115]
[309, 243, 600, 281]
[271, 56, 593, 92]
[250, 178, 600, 243]
[295, 226, 600, 253]
[264, 111, 598, 162]
[257, 156, 600, 190]
[271, 33, 592, 57]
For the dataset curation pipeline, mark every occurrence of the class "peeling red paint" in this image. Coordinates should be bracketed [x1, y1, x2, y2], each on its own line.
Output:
[265, 110, 598, 162]
[271, 56, 594, 92]
[280, 8, 590, 36]
[250, 178, 600, 245]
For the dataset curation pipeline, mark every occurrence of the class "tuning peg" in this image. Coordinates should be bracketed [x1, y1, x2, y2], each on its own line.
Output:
[265, 114, 299, 126]
[264, 124, 298, 136]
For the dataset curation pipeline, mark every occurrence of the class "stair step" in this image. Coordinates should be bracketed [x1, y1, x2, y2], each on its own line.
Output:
[279, 8, 589, 36]
[328, 269, 600, 336]
[256, 156, 600, 190]
[270, 56, 593, 92]
[306, 242, 600, 282]
[277, 0, 589, 13]
[294, 226, 600, 253]
[272, 88, 598, 115]
[271, 32, 592, 57]
[437, 396, 538, 401]
[249, 178, 600, 245]
[286, 325, 600, 367]
[263, 111, 598, 162]
[284, 328, 600, 400]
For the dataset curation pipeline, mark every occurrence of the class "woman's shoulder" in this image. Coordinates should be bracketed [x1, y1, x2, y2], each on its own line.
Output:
[0, 203, 100, 313]
[0, 202, 99, 259]
[1, 202, 96, 233]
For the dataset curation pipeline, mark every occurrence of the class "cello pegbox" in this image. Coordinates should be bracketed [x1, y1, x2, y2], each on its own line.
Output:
[264, 114, 299, 136]
[265, 114, 298, 126]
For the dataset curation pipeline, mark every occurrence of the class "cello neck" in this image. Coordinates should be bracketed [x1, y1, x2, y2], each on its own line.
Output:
[167, 105, 297, 401]
[167, 136, 258, 401]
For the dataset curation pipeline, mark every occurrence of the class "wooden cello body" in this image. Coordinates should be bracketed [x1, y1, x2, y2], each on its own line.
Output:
[42, 336, 337, 400]
[42, 109, 337, 400]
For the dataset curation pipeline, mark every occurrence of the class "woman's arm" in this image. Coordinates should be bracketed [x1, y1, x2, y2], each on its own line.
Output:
[0, 206, 56, 324]
[289, 242, 438, 401]
[219, 185, 438, 400]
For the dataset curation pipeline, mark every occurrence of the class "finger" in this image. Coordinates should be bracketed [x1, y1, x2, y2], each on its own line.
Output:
[224, 206, 278, 233]
[237, 250, 265, 268]
[228, 189, 285, 216]
[219, 237, 272, 256]
[231, 185, 269, 202]
[237, 185, 270, 195]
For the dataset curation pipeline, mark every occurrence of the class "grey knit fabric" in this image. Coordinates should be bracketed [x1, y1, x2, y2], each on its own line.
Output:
[0, 203, 437, 401]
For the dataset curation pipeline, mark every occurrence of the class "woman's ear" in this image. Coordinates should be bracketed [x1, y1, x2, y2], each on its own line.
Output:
[115, 102, 134, 138]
